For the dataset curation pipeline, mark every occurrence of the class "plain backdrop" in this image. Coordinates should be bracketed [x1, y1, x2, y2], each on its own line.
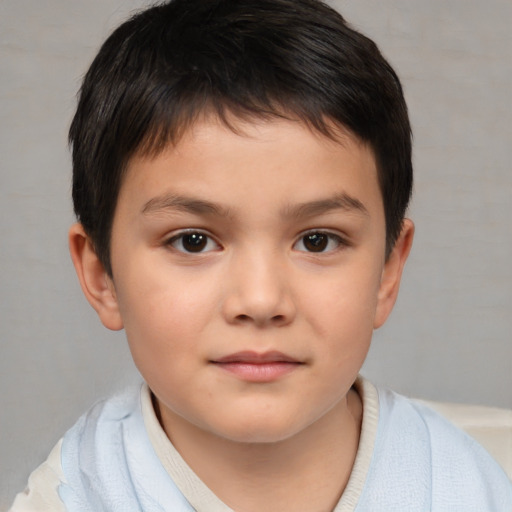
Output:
[1, 0, 511, 506]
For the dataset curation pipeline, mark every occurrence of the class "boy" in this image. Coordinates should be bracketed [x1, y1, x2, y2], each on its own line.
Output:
[10, 0, 512, 510]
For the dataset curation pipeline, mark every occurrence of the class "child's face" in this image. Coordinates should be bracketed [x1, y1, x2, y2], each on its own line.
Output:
[81, 118, 411, 444]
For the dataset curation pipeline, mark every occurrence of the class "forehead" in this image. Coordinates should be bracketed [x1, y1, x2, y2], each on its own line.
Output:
[120, 117, 383, 221]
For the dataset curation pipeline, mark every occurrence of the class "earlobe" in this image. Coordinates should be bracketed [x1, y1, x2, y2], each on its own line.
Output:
[374, 219, 414, 329]
[68, 223, 124, 331]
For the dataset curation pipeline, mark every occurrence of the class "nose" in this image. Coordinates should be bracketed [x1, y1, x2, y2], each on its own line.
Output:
[221, 249, 297, 327]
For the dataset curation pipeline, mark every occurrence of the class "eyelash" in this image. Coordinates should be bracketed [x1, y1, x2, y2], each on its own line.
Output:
[293, 231, 347, 254]
[165, 229, 347, 255]
[165, 230, 221, 254]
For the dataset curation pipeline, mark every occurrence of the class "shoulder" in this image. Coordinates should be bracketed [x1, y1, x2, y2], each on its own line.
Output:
[367, 385, 512, 510]
[62, 385, 142, 448]
[8, 386, 144, 512]
[8, 439, 66, 512]
[418, 397, 512, 480]
[385, 389, 512, 480]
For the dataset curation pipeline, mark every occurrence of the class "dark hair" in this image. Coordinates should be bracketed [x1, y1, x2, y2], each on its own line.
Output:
[70, 0, 412, 276]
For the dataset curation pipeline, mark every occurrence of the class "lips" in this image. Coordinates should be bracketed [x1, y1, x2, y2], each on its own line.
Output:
[210, 351, 304, 382]
[213, 351, 300, 364]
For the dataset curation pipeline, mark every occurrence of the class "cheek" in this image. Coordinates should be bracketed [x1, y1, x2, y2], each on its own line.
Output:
[301, 262, 382, 337]
[120, 289, 213, 395]
[115, 264, 220, 363]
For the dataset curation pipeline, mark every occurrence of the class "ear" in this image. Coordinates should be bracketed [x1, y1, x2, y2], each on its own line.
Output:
[374, 219, 414, 329]
[68, 223, 124, 331]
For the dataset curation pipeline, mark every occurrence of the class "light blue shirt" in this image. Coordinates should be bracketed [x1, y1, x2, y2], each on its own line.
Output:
[58, 385, 512, 511]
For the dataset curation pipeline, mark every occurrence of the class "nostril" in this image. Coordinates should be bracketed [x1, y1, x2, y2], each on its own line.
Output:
[233, 313, 287, 325]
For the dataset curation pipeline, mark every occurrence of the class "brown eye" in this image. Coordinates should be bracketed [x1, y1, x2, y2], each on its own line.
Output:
[182, 233, 207, 252]
[294, 231, 344, 253]
[169, 231, 218, 253]
[303, 233, 328, 252]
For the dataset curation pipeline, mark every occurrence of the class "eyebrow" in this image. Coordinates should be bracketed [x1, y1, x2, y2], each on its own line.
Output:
[141, 191, 368, 219]
[281, 193, 369, 219]
[141, 193, 233, 218]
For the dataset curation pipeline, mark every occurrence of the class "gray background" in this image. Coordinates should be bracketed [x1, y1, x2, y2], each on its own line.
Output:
[1, 0, 511, 506]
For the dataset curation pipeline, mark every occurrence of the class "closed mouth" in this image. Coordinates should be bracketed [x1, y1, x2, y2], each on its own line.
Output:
[211, 350, 302, 365]
[210, 351, 304, 382]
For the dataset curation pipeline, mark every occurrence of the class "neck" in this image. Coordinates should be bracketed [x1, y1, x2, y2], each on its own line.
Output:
[155, 388, 362, 512]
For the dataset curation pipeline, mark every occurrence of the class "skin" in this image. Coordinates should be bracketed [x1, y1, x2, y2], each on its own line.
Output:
[70, 117, 413, 511]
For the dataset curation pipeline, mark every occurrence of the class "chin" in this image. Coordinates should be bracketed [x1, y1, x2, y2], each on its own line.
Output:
[210, 412, 310, 445]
